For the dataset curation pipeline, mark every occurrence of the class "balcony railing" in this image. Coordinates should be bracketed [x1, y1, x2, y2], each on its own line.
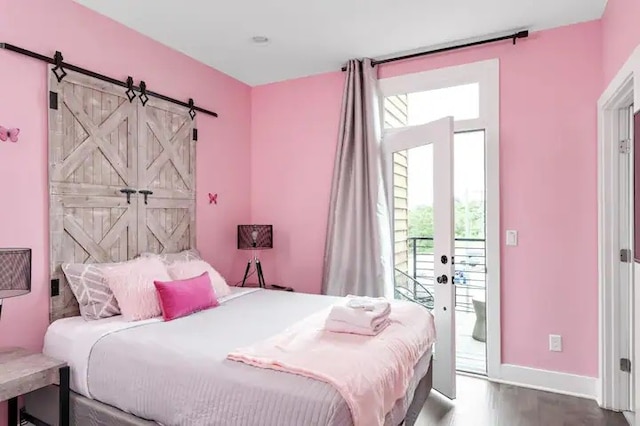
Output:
[394, 237, 486, 313]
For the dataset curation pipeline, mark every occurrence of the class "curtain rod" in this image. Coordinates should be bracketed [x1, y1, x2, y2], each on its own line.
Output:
[0, 42, 218, 118]
[341, 30, 529, 71]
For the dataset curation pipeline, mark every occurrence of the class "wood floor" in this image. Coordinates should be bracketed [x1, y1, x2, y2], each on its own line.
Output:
[416, 375, 629, 426]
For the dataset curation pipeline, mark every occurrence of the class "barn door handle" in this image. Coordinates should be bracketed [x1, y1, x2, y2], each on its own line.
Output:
[120, 188, 137, 204]
[139, 190, 153, 205]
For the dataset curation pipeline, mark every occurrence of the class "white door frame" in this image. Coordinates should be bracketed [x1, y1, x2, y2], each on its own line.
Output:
[378, 59, 501, 378]
[597, 44, 640, 414]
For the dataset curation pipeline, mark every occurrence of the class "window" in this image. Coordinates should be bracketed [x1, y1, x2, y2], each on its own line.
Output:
[384, 83, 480, 128]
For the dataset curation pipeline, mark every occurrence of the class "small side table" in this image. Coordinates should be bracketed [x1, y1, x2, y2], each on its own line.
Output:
[0, 347, 69, 426]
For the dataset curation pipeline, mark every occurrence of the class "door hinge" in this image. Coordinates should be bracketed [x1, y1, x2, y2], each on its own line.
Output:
[192, 128, 198, 141]
[49, 91, 58, 110]
[621, 357, 632, 373]
[619, 139, 631, 154]
[620, 248, 632, 263]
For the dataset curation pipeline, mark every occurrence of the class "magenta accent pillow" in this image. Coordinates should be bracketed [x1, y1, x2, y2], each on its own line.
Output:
[154, 272, 219, 321]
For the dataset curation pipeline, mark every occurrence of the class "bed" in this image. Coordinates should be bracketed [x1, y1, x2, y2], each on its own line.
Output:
[25, 287, 433, 426]
[36, 70, 433, 425]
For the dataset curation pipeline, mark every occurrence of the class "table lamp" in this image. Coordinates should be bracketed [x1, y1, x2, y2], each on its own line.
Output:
[0, 248, 31, 318]
[237, 225, 273, 288]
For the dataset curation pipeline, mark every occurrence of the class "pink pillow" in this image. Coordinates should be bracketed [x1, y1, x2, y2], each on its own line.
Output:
[104, 257, 171, 321]
[166, 260, 231, 298]
[154, 272, 219, 321]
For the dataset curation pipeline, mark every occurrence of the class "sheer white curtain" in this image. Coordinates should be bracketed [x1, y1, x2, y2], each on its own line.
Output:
[321, 59, 393, 298]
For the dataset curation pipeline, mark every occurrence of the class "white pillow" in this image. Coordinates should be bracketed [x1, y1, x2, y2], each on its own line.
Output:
[166, 260, 231, 298]
[104, 257, 171, 321]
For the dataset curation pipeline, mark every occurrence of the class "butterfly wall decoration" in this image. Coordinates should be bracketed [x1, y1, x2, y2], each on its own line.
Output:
[0, 126, 20, 143]
[209, 193, 218, 205]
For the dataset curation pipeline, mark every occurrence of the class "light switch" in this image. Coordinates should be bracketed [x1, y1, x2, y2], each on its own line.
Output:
[506, 230, 518, 246]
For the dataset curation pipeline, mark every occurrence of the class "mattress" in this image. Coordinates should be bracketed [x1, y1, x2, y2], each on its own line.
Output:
[43, 288, 433, 426]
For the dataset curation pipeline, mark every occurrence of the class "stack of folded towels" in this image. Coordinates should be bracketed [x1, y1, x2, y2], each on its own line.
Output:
[325, 296, 391, 336]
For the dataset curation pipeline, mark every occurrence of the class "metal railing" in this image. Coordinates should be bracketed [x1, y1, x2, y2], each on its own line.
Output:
[394, 237, 486, 313]
[394, 269, 434, 310]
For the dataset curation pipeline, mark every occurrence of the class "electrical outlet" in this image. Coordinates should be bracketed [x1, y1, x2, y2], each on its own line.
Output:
[549, 334, 562, 352]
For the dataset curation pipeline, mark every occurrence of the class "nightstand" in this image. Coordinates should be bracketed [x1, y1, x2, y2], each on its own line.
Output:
[0, 347, 69, 426]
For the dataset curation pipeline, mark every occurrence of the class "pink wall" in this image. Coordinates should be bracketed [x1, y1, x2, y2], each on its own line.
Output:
[0, 0, 251, 415]
[0, 2, 631, 418]
[251, 21, 602, 377]
[602, 0, 640, 85]
[251, 73, 345, 294]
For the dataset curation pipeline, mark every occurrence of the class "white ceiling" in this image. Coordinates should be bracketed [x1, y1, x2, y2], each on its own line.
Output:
[75, 0, 607, 86]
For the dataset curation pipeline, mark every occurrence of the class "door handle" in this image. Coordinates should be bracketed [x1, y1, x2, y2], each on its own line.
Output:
[139, 190, 153, 205]
[119, 188, 137, 204]
[436, 275, 448, 284]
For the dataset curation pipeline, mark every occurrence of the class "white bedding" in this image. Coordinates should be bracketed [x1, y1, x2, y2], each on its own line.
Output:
[44, 288, 433, 426]
[43, 287, 260, 397]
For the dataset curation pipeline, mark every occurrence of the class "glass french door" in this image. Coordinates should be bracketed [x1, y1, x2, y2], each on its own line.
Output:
[382, 116, 456, 399]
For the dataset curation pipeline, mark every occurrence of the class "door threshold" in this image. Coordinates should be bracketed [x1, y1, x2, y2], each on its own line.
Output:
[456, 370, 488, 380]
[623, 411, 634, 425]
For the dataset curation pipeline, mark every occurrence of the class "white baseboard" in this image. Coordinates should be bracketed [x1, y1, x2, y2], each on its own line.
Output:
[624, 411, 634, 425]
[490, 364, 597, 400]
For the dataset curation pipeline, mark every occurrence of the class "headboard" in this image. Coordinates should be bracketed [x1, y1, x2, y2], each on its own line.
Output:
[48, 68, 196, 322]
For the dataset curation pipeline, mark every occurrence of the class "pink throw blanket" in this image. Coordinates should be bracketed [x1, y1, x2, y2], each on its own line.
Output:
[227, 301, 436, 426]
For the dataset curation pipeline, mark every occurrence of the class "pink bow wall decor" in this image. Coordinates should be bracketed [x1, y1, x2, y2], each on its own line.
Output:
[209, 193, 218, 205]
[0, 126, 20, 143]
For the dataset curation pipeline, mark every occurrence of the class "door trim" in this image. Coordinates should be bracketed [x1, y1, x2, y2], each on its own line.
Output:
[379, 59, 500, 378]
[597, 44, 640, 411]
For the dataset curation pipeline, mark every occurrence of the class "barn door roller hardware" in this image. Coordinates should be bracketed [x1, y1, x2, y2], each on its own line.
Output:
[126, 77, 137, 103]
[0, 43, 218, 119]
[139, 81, 149, 106]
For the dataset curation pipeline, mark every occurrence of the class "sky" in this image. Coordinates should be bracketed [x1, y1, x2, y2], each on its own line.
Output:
[397, 83, 486, 208]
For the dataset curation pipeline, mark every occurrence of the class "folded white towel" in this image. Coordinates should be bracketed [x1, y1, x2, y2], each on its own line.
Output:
[328, 296, 391, 329]
[325, 318, 390, 336]
[347, 298, 376, 311]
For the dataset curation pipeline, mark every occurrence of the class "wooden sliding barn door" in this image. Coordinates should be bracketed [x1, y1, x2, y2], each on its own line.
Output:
[137, 99, 196, 255]
[49, 70, 138, 320]
[49, 69, 197, 321]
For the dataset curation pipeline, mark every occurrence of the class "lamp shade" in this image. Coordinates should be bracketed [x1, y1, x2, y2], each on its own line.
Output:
[238, 225, 273, 250]
[0, 248, 31, 299]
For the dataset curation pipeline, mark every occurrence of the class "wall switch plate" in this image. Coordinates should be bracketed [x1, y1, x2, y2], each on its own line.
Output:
[506, 230, 518, 246]
[549, 334, 562, 352]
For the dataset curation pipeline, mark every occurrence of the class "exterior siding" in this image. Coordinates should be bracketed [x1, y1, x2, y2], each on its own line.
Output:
[384, 95, 409, 276]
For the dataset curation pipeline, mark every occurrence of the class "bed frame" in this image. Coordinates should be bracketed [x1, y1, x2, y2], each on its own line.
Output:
[24, 360, 432, 426]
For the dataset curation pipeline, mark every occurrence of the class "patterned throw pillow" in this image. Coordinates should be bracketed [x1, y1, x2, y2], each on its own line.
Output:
[166, 260, 231, 298]
[61, 262, 123, 321]
[139, 249, 201, 265]
[104, 257, 172, 321]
